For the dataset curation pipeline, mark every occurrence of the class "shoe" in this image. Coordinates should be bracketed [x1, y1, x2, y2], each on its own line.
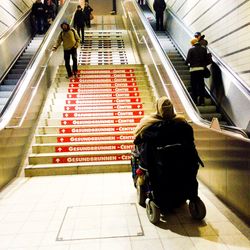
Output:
[198, 97, 205, 106]
[65, 75, 72, 79]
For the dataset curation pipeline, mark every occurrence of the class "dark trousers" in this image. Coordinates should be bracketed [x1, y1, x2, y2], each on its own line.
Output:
[35, 16, 45, 34]
[190, 70, 205, 105]
[155, 11, 164, 31]
[64, 48, 78, 77]
[76, 26, 85, 43]
[85, 18, 91, 28]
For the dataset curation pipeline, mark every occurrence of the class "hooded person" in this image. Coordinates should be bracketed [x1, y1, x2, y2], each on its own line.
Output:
[134, 96, 181, 138]
[52, 20, 80, 78]
[133, 96, 203, 209]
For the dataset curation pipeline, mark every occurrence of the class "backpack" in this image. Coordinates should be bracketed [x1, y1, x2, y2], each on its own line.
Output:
[60, 28, 77, 41]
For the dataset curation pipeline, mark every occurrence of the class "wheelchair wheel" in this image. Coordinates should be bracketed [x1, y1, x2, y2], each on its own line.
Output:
[189, 197, 206, 220]
[136, 179, 146, 207]
[146, 198, 160, 224]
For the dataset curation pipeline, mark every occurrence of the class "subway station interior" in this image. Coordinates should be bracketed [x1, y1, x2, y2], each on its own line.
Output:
[0, 0, 249, 249]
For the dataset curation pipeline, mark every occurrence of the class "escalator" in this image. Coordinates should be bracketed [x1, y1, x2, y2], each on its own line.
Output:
[139, 4, 233, 126]
[0, 35, 44, 113]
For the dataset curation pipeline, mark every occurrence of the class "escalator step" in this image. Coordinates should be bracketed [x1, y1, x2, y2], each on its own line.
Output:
[201, 113, 222, 121]
[20, 55, 32, 60]
[15, 65, 27, 69]
[174, 65, 189, 70]
[198, 105, 217, 113]
[7, 74, 22, 79]
[0, 105, 4, 112]
[0, 98, 8, 105]
[0, 91, 12, 98]
[11, 69, 25, 74]
[3, 79, 18, 85]
[0, 85, 15, 91]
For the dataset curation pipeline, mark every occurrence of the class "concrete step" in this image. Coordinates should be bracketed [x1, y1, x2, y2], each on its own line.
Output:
[34, 131, 134, 143]
[32, 140, 134, 153]
[37, 123, 137, 134]
[58, 64, 145, 70]
[29, 150, 132, 165]
[53, 85, 151, 94]
[39, 115, 144, 126]
[42, 108, 149, 119]
[51, 91, 153, 100]
[44, 102, 153, 112]
[53, 79, 151, 87]
[55, 75, 149, 83]
[58, 70, 147, 77]
[25, 161, 130, 177]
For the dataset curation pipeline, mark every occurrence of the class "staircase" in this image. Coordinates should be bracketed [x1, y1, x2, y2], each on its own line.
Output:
[0, 35, 43, 113]
[25, 64, 155, 176]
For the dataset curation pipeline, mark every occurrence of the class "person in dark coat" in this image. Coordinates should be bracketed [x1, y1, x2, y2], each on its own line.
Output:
[134, 97, 203, 210]
[83, 1, 93, 28]
[44, 0, 56, 30]
[31, 0, 46, 34]
[153, 0, 166, 31]
[186, 38, 208, 105]
[73, 5, 86, 44]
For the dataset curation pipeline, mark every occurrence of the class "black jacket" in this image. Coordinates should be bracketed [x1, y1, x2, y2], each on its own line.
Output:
[83, 5, 93, 18]
[153, 0, 166, 12]
[32, 2, 46, 18]
[186, 43, 208, 67]
[73, 9, 85, 27]
[134, 118, 203, 209]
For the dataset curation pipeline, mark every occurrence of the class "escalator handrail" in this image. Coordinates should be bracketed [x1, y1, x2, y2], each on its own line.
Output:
[0, 10, 31, 40]
[0, 11, 32, 83]
[128, 1, 249, 139]
[0, 0, 71, 131]
[166, 9, 250, 95]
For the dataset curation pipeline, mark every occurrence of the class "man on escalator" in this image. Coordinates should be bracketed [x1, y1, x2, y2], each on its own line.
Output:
[186, 38, 208, 106]
[153, 0, 166, 31]
[31, 0, 46, 34]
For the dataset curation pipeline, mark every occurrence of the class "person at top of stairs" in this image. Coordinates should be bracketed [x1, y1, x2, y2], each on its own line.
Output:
[73, 5, 86, 44]
[52, 20, 80, 78]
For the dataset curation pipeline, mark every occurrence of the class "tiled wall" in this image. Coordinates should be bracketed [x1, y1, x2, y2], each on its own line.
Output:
[147, 0, 250, 88]
[0, 0, 35, 37]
